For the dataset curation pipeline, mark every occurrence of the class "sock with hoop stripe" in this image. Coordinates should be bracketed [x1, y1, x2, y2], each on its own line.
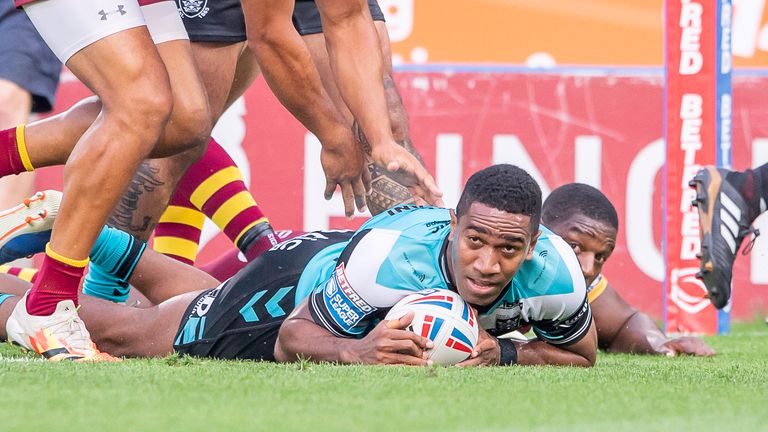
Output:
[158, 138, 278, 262]
[0, 125, 34, 177]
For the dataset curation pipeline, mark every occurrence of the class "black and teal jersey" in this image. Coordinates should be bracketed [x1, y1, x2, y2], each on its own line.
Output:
[174, 206, 591, 360]
[305, 205, 591, 346]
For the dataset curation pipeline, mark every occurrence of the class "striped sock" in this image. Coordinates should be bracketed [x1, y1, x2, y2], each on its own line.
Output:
[153, 193, 205, 265]
[0, 125, 34, 177]
[171, 138, 278, 260]
[0, 264, 39, 283]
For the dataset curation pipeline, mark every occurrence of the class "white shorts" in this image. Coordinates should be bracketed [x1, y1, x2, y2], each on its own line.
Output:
[23, 0, 188, 64]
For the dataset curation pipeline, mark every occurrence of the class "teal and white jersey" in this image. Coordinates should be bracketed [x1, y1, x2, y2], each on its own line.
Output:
[303, 205, 591, 346]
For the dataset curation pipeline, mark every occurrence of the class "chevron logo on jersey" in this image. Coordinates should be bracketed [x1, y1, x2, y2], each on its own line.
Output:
[420, 315, 445, 340]
[406, 294, 454, 311]
[445, 328, 473, 353]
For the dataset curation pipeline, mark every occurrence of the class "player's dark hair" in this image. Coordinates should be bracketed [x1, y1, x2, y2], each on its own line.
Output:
[542, 183, 619, 230]
[456, 164, 542, 229]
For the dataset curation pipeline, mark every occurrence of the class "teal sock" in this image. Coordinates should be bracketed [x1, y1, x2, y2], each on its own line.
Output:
[83, 265, 131, 302]
[83, 226, 147, 303]
[0, 293, 14, 307]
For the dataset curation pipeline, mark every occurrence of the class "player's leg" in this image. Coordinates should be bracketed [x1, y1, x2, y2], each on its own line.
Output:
[105, 4, 251, 243]
[154, 37, 278, 264]
[80, 291, 198, 358]
[83, 222, 219, 304]
[5, 0, 173, 361]
[0, 282, 197, 358]
[691, 164, 768, 307]
[98, 11, 217, 239]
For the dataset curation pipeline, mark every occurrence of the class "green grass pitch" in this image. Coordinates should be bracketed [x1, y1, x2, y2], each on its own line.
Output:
[2, 321, 767, 432]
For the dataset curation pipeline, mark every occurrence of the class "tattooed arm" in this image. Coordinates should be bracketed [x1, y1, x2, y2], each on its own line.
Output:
[353, 120, 423, 216]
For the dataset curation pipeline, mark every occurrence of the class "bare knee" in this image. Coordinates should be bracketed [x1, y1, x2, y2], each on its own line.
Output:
[101, 65, 174, 155]
[161, 91, 212, 155]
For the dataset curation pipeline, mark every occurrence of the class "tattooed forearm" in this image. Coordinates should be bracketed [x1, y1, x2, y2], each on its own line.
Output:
[366, 163, 416, 215]
[352, 119, 425, 215]
[107, 161, 165, 237]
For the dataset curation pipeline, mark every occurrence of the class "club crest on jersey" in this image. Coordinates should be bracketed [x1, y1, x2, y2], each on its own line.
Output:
[178, 0, 209, 18]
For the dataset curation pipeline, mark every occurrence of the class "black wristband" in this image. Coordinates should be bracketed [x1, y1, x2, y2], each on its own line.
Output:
[497, 338, 518, 366]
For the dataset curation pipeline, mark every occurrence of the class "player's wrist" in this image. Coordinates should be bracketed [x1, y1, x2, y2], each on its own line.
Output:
[497, 338, 518, 366]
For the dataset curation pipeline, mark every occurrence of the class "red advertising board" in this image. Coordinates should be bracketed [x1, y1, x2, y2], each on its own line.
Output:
[35, 68, 768, 321]
[665, 0, 731, 334]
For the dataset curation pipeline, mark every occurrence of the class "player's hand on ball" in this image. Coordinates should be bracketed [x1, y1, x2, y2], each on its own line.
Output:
[659, 337, 716, 357]
[320, 132, 372, 218]
[370, 142, 444, 207]
[354, 311, 434, 366]
[455, 327, 500, 367]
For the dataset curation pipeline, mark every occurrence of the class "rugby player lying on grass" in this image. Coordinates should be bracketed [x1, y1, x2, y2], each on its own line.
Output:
[0, 165, 597, 366]
[542, 183, 714, 357]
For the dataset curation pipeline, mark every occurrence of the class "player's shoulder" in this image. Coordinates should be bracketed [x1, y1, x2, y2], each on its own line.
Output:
[361, 205, 452, 239]
[513, 225, 586, 299]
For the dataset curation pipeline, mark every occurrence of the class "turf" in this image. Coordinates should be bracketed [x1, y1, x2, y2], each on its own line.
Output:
[2, 321, 767, 432]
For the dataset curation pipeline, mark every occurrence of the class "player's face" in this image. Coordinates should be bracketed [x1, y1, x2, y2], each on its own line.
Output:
[448, 202, 538, 307]
[548, 214, 617, 287]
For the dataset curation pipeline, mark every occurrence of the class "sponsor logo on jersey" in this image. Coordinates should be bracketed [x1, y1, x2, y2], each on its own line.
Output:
[402, 252, 429, 285]
[192, 286, 222, 317]
[561, 300, 589, 327]
[178, 0, 209, 18]
[324, 263, 375, 330]
[425, 220, 450, 234]
[385, 204, 419, 216]
[270, 230, 350, 252]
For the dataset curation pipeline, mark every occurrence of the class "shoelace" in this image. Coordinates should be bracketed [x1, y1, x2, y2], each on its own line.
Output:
[22, 191, 46, 208]
[741, 227, 761, 256]
[24, 210, 47, 225]
[45, 311, 95, 356]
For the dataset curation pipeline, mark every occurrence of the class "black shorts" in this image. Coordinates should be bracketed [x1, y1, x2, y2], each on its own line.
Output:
[178, 0, 385, 43]
[0, 0, 61, 113]
[176, 0, 245, 43]
[173, 230, 354, 360]
[293, 0, 385, 36]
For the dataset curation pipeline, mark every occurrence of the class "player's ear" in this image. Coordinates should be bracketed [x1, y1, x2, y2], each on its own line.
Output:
[526, 228, 542, 260]
[449, 209, 457, 241]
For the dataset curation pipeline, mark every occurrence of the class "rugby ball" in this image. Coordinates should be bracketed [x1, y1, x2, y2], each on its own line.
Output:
[385, 289, 479, 365]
